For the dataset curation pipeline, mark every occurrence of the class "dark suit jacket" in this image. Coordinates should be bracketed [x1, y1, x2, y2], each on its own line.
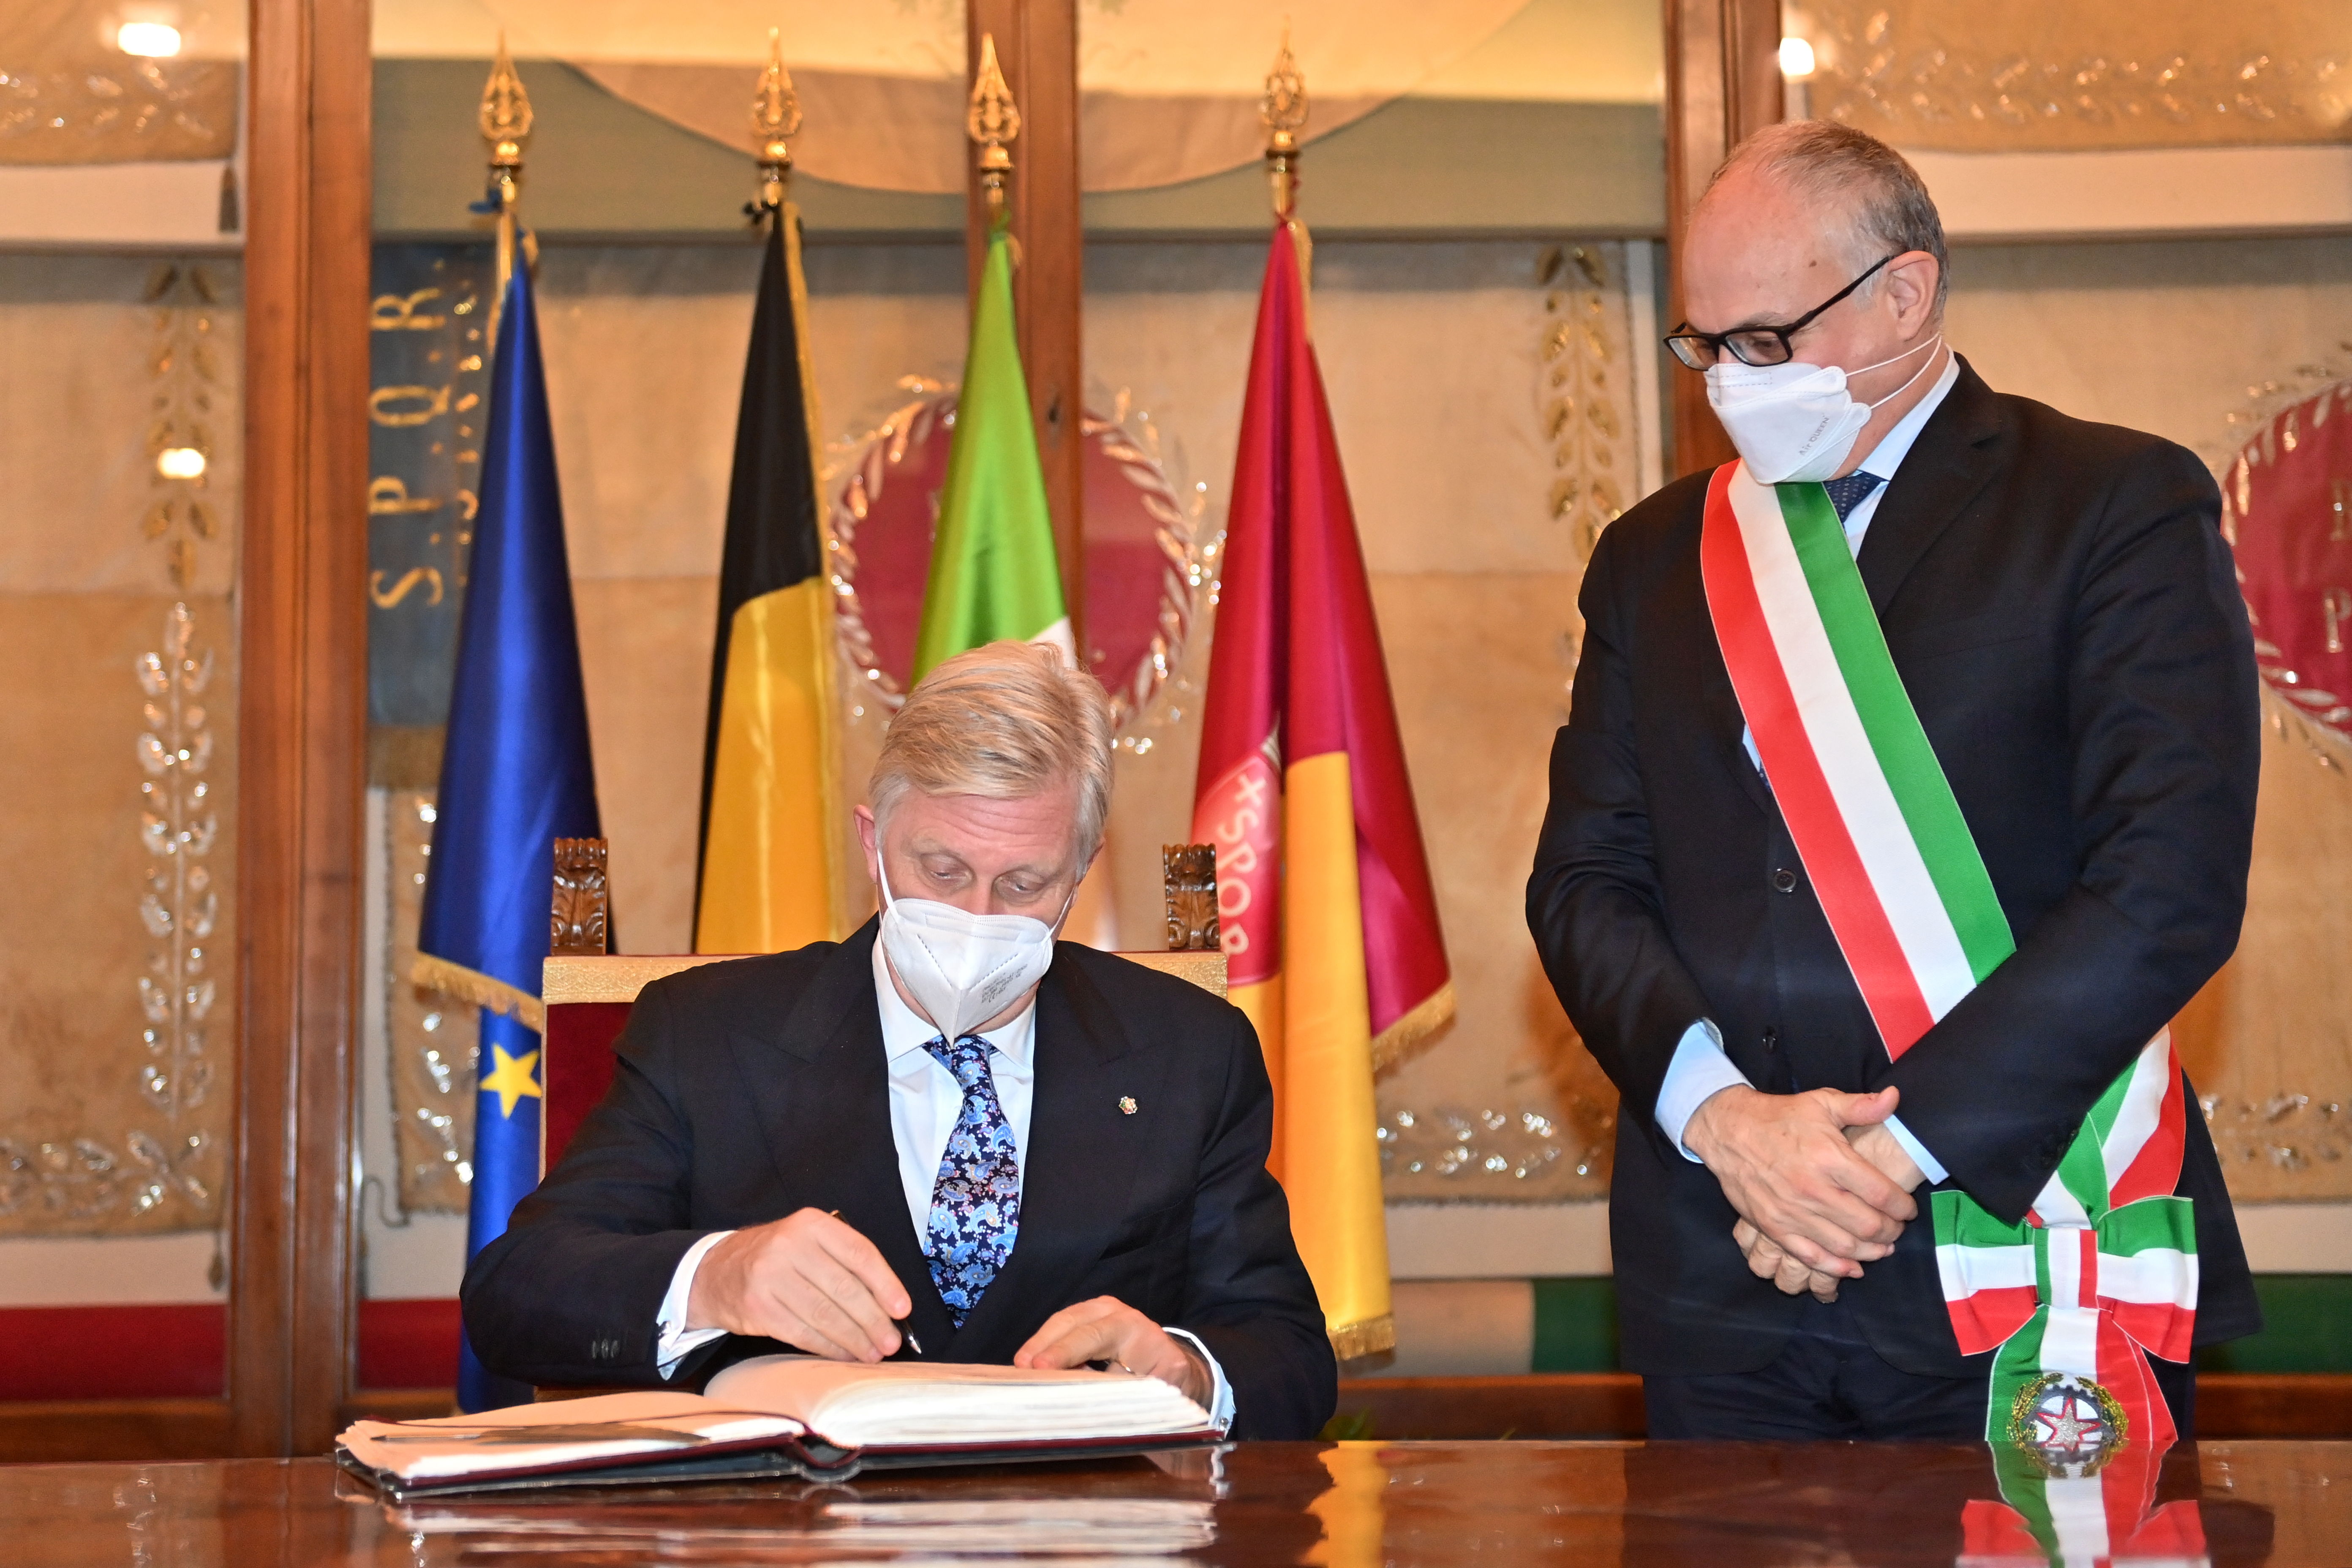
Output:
[462, 922, 1337, 1440]
[1527, 359, 2262, 1377]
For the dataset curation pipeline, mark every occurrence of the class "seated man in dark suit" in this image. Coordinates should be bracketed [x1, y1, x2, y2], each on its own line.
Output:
[464, 641, 1337, 1439]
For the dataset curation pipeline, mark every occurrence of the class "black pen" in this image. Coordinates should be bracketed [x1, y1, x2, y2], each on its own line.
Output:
[828, 1209, 923, 1356]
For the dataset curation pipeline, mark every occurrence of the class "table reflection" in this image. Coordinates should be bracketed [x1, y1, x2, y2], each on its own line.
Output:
[0, 1440, 2336, 1567]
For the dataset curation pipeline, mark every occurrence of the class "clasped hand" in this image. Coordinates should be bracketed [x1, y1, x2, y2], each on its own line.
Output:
[1684, 1086, 1925, 1303]
[686, 1208, 1210, 1404]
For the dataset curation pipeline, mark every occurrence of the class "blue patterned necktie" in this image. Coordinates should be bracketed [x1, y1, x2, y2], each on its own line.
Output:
[1821, 470, 1885, 522]
[922, 1033, 1022, 1328]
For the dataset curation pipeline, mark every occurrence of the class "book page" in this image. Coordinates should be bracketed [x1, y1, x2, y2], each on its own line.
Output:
[337, 1390, 803, 1482]
[705, 1356, 1212, 1451]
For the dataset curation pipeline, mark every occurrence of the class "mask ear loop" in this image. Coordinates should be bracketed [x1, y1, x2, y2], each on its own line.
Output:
[1859, 335, 1944, 411]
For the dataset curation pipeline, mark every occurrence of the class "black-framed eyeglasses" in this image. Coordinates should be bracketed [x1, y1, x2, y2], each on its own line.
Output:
[1663, 253, 1900, 370]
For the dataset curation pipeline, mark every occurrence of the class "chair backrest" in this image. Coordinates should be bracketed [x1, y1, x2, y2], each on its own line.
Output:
[535, 841, 1224, 1172]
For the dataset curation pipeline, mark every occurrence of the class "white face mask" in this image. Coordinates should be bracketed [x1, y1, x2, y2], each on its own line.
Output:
[1705, 335, 1944, 485]
[875, 854, 1073, 1043]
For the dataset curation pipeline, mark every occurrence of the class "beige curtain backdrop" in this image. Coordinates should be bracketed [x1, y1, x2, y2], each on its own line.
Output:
[0, 256, 240, 1236]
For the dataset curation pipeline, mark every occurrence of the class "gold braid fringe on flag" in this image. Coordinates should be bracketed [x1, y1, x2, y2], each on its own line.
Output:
[410, 952, 547, 1035]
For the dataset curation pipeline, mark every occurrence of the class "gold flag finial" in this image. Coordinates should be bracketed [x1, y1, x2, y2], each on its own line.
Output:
[477, 34, 536, 340]
[479, 31, 533, 193]
[968, 32, 1021, 222]
[751, 27, 803, 216]
[1262, 25, 1308, 218]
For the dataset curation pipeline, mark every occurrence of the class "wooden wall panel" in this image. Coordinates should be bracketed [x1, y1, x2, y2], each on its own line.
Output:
[1663, 0, 1783, 476]
[231, 0, 373, 1458]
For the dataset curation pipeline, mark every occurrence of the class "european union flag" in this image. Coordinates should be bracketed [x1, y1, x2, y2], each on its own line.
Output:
[416, 263, 600, 1412]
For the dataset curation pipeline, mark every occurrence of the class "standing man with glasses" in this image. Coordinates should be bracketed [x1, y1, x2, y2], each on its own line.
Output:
[1529, 121, 2262, 1440]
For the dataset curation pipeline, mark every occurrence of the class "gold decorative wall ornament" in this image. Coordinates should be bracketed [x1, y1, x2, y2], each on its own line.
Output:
[1262, 30, 1309, 219]
[1536, 243, 1635, 560]
[826, 380, 1207, 738]
[135, 605, 220, 1135]
[387, 793, 476, 1213]
[968, 32, 1019, 221]
[0, 1, 237, 165]
[1, 608, 224, 1223]
[750, 27, 803, 215]
[145, 264, 224, 590]
[1796, 0, 2352, 153]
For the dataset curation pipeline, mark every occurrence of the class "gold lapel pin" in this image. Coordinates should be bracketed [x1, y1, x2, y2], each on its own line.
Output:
[1118, 1096, 1138, 1115]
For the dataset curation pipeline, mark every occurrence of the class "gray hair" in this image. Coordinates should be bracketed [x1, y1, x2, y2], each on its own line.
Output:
[871, 640, 1115, 864]
[1712, 121, 1949, 315]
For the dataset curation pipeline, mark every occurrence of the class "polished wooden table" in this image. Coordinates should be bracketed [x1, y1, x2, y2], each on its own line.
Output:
[3, 1440, 2343, 1565]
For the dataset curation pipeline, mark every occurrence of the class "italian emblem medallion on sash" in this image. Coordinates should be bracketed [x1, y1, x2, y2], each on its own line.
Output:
[1699, 461, 2200, 1449]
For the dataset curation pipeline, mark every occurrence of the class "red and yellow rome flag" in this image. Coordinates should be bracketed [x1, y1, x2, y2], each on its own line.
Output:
[1190, 222, 1453, 1359]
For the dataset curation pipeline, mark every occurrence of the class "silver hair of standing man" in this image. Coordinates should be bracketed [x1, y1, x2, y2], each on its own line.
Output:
[1710, 120, 1949, 316]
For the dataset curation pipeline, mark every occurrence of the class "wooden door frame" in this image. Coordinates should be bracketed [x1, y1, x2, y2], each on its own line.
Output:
[230, 0, 373, 1459]
[1663, 0, 1784, 476]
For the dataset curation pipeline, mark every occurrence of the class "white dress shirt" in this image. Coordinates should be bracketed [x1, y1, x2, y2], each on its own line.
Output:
[1655, 350, 1959, 1187]
[653, 942, 1234, 1430]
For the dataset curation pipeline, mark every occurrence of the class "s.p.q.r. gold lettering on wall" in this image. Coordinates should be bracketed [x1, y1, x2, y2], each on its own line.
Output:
[369, 244, 492, 732]
[368, 476, 443, 516]
[371, 288, 449, 332]
[370, 384, 454, 428]
[370, 567, 446, 609]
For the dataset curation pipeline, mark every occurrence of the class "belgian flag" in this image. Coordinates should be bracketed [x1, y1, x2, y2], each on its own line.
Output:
[694, 205, 844, 952]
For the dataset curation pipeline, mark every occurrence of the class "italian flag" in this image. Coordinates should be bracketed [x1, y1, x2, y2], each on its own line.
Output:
[1701, 462, 2196, 1444]
[912, 219, 1072, 678]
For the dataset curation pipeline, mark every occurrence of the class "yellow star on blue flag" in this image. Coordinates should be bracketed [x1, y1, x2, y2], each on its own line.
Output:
[479, 1043, 543, 1119]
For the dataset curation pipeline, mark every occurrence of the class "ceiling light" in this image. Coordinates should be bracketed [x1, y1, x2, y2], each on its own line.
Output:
[118, 22, 183, 57]
[156, 446, 207, 480]
[1778, 36, 1817, 80]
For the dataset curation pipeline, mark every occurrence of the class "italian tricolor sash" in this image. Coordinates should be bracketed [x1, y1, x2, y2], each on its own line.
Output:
[1699, 461, 2197, 1447]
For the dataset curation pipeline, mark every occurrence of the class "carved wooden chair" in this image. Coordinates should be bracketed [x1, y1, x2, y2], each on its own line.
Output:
[538, 841, 1223, 1171]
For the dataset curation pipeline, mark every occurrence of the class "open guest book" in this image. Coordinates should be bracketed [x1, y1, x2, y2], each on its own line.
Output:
[335, 1355, 1219, 1498]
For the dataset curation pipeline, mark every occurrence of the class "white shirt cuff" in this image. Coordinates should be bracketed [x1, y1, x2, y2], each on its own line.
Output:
[1655, 1019, 1751, 1162]
[654, 1230, 734, 1378]
[1162, 1326, 1234, 1434]
[1880, 1113, 1949, 1185]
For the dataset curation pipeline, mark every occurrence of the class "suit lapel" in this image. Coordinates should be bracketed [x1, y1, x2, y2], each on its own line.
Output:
[1670, 511, 1775, 815]
[724, 920, 956, 1355]
[945, 948, 1164, 1357]
[1697, 628, 1775, 815]
[1854, 358, 2008, 615]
